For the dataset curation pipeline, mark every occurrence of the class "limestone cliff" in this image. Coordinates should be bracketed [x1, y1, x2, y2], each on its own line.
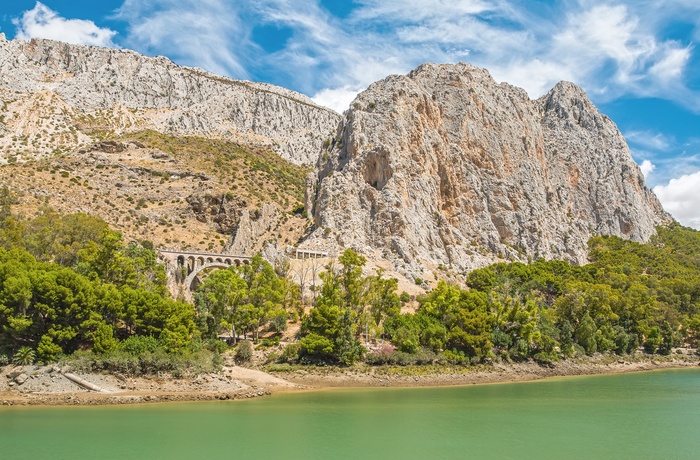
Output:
[0, 35, 339, 165]
[306, 63, 671, 274]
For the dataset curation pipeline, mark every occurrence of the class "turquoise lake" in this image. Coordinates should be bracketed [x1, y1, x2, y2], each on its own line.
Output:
[1, 368, 699, 459]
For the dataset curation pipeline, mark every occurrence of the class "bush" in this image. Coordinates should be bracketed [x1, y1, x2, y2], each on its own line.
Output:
[61, 350, 98, 373]
[270, 311, 288, 332]
[13, 346, 35, 366]
[279, 343, 301, 363]
[644, 327, 661, 354]
[211, 351, 223, 370]
[204, 338, 228, 354]
[235, 341, 254, 363]
[120, 335, 161, 355]
[37, 335, 62, 363]
[258, 337, 280, 349]
[365, 347, 443, 366]
[61, 345, 221, 377]
[533, 351, 558, 366]
[266, 363, 293, 372]
[0, 354, 9, 366]
[365, 343, 396, 365]
[139, 349, 176, 375]
[102, 351, 141, 375]
[443, 349, 469, 365]
[299, 333, 334, 359]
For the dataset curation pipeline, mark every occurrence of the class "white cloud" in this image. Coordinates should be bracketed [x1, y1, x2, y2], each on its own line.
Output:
[624, 131, 673, 151]
[649, 46, 691, 83]
[639, 160, 656, 178]
[311, 86, 362, 113]
[115, 0, 253, 78]
[13, 2, 117, 47]
[489, 59, 574, 100]
[654, 171, 700, 229]
[352, 0, 496, 22]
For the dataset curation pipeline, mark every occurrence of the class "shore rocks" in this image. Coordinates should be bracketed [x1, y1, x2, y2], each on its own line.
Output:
[14, 374, 28, 386]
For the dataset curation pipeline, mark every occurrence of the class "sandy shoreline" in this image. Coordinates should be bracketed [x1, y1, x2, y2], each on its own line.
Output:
[2, 353, 698, 407]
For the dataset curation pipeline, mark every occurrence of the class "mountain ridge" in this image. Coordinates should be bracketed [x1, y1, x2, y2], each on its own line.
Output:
[303, 62, 671, 278]
[0, 38, 673, 282]
[0, 35, 340, 166]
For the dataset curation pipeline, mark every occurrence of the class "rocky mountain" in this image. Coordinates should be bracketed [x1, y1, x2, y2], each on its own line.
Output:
[0, 36, 673, 280]
[305, 63, 671, 276]
[0, 34, 339, 166]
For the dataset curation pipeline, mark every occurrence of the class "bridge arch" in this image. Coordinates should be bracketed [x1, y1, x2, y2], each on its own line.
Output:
[184, 262, 232, 290]
[159, 249, 253, 293]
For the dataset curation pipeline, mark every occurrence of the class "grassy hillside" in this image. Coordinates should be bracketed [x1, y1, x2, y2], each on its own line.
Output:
[0, 130, 312, 253]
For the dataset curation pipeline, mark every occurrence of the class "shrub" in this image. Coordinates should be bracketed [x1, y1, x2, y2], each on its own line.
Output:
[0, 354, 8, 366]
[119, 335, 160, 355]
[211, 351, 223, 370]
[443, 349, 469, 365]
[102, 351, 141, 375]
[12, 346, 35, 366]
[644, 327, 661, 354]
[37, 335, 62, 363]
[139, 349, 177, 375]
[399, 292, 411, 303]
[270, 311, 288, 332]
[266, 363, 292, 372]
[279, 343, 301, 363]
[365, 347, 443, 366]
[299, 333, 334, 358]
[533, 351, 558, 367]
[204, 338, 228, 354]
[61, 350, 98, 373]
[235, 341, 254, 363]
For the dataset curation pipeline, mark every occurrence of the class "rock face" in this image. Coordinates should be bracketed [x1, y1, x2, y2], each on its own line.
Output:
[226, 203, 282, 255]
[0, 35, 339, 165]
[307, 63, 671, 273]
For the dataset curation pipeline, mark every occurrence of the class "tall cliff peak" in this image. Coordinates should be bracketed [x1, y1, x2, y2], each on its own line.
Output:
[305, 62, 671, 276]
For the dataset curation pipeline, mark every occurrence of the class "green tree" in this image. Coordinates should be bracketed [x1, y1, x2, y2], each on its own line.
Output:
[658, 321, 675, 355]
[194, 268, 247, 341]
[576, 312, 598, 355]
[559, 320, 574, 357]
[644, 327, 661, 354]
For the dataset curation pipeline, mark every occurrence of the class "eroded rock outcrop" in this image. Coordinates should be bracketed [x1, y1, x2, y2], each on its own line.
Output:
[306, 63, 671, 273]
[226, 203, 282, 255]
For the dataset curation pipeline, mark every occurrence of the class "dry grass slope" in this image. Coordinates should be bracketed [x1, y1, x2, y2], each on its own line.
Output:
[0, 130, 313, 254]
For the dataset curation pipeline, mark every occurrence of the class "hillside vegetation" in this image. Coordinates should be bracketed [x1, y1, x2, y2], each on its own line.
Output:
[2, 186, 699, 372]
[0, 130, 311, 254]
[285, 224, 700, 365]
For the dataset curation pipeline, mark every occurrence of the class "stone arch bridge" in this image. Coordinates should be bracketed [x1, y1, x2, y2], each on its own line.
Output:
[159, 250, 251, 291]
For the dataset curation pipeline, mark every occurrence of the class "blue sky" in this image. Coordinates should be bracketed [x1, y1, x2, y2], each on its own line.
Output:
[1, 1, 699, 228]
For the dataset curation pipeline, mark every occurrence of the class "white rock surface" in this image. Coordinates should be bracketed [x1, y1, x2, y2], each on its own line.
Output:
[0, 37, 340, 165]
[306, 63, 671, 274]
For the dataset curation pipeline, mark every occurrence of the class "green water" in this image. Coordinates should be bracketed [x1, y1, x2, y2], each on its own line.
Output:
[2, 369, 699, 459]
